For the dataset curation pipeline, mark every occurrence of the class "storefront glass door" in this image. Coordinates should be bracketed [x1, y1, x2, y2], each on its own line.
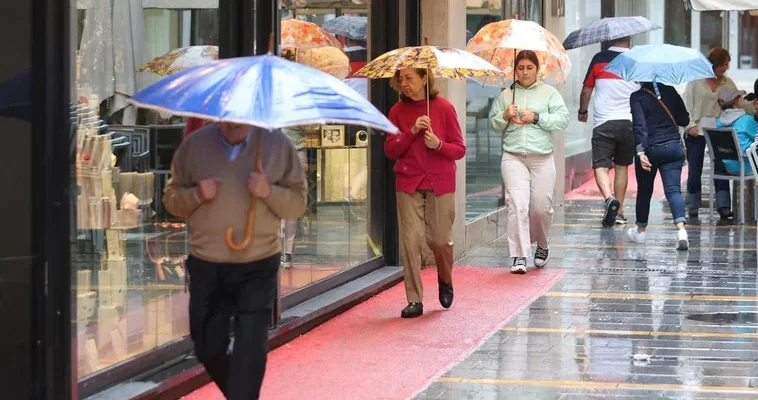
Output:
[69, 0, 219, 391]
[277, 0, 384, 298]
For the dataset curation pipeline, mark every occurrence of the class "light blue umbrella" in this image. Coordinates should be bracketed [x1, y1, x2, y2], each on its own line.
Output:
[127, 53, 398, 133]
[603, 44, 715, 96]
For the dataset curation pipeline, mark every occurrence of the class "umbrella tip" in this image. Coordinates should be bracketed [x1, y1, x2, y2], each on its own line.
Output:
[424, 37, 429, 46]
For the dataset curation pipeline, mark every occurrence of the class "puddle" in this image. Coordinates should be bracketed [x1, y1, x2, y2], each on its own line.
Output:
[685, 312, 758, 324]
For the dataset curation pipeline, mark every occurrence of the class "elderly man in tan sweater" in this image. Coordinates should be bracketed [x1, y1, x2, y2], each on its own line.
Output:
[164, 121, 306, 400]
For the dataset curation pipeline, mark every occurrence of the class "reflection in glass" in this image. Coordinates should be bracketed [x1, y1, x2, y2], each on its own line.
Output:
[464, 2, 503, 221]
[738, 10, 758, 70]
[278, 1, 380, 296]
[700, 11, 724, 55]
[71, 0, 218, 379]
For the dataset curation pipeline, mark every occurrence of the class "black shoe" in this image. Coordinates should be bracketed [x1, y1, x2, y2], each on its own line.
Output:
[401, 302, 423, 318]
[438, 279, 453, 309]
[718, 207, 733, 220]
[602, 197, 620, 227]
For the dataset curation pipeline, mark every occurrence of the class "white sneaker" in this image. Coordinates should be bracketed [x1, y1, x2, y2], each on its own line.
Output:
[510, 257, 527, 274]
[627, 227, 647, 244]
[676, 229, 689, 251]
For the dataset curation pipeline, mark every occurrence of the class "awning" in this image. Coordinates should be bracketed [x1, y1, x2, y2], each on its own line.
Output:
[77, 0, 219, 9]
[688, 0, 757, 11]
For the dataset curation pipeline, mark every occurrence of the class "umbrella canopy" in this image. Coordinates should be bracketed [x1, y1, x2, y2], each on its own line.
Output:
[296, 46, 351, 80]
[466, 19, 571, 85]
[562, 17, 661, 50]
[688, 0, 756, 10]
[322, 16, 367, 41]
[127, 54, 398, 133]
[139, 45, 219, 76]
[354, 45, 504, 82]
[603, 44, 715, 88]
[281, 19, 343, 50]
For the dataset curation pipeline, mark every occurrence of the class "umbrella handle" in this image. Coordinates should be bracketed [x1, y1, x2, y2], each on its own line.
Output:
[225, 132, 264, 251]
[510, 116, 526, 126]
[225, 197, 257, 251]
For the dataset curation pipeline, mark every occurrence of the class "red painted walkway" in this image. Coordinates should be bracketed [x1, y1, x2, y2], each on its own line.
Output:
[565, 166, 688, 200]
[183, 266, 565, 400]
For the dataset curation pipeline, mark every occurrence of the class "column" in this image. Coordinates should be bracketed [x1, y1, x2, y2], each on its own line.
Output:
[543, 0, 567, 202]
[421, 0, 467, 259]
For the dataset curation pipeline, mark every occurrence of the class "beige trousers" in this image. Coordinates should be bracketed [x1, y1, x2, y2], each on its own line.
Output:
[501, 152, 555, 258]
[397, 191, 455, 303]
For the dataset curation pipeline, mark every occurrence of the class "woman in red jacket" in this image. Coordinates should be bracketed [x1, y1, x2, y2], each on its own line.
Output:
[385, 69, 466, 318]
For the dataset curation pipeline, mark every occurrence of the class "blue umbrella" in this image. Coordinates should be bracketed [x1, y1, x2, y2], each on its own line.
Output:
[127, 54, 398, 134]
[0, 71, 31, 121]
[603, 44, 715, 95]
[322, 16, 367, 41]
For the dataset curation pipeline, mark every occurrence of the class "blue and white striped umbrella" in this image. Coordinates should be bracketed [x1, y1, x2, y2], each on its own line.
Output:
[322, 16, 367, 41]
[562, 17, 661, 50]
[127, 54, 398, 133]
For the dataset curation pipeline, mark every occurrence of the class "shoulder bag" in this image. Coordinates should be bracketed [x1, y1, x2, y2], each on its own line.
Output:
[642, 88, 687, 166]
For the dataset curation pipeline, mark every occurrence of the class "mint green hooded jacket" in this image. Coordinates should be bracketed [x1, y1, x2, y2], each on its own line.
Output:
[489, 81, 569, 155]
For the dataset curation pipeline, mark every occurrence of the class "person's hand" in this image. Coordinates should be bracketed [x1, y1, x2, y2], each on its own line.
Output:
[248, 159, 271, 198]
[411, 116, 431, 134]
[687, 126, 699, 137]
[639, 154, 652, 171]
[502, 104, 518, 120]
[520, 110, 536, 123]
[578, 112, 588, 123]
[197, 178, 220, 203]
[424, 128, 441, 149]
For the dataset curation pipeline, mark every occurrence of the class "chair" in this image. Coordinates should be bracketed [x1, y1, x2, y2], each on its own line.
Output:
[702, 127, 757, 224]
[747, 142, 758, 251]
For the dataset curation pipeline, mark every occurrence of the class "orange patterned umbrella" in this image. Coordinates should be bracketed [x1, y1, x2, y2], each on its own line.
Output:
[281, 19, 343, 50]
[466, 19, 571, 85]
[139, 46, 218, 76]
[354, 44, 505, 114]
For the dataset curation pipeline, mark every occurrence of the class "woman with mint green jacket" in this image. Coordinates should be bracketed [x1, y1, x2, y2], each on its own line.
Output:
[489, 50, 569, 274]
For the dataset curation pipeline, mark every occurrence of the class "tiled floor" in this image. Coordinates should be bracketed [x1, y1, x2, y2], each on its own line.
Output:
[417, 199, 758, 399]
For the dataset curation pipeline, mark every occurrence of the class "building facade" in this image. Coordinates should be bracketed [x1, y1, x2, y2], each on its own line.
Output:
[1, 0, 754, 399]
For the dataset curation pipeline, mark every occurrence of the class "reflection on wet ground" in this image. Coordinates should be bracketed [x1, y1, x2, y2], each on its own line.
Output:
[417, 199, 758, 399]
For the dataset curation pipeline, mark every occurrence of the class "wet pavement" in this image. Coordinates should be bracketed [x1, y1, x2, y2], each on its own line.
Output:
[417, 199, 758, 399]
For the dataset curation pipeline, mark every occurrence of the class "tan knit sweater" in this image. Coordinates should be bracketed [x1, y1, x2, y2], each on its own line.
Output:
[163, 124, 307, 263]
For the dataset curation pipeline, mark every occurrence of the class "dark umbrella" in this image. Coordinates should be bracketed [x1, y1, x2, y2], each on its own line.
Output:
[562, 16, 661, 50]
[0, 71, 31, 121]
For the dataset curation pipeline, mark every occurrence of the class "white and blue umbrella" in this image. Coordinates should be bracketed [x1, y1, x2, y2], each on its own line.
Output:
[127, 54, 398, 134]
[603, 44, 715, 95]
[563, 16, 661, 50]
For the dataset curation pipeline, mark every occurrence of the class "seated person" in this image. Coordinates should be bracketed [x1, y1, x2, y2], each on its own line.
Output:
[715, 89, 758, 175]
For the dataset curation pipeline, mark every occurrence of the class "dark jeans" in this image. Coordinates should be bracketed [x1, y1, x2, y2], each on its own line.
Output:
[684, 135, 731, 209]
[635, 140, 687, 227]
[187, 253, 279, 400]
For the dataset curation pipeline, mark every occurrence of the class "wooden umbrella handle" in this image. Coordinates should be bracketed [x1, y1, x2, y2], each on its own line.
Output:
[225, 197, 257, 251]
[225, 132, 264, 251]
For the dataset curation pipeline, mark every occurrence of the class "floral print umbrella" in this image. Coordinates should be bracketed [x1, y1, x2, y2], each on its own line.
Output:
[354, 45, 504, 81]
[466, 19, 571, 85]
[139, 46, 219, 76]
[281, 19, 343, 50]
[354, 45, 505, 114]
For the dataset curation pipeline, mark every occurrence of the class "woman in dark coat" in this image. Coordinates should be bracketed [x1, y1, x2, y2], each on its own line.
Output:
[627, 82, 690, 251]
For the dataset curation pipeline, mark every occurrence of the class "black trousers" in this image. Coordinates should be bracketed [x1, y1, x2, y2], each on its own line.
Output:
[187, 253, 279, 400]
